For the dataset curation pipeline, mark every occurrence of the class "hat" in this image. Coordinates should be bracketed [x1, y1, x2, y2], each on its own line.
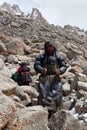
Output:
[44, 41, 56, 50]
[19, 62, 27, 66]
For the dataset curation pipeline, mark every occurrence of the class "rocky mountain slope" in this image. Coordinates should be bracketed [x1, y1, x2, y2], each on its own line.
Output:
[0, 2, 87, 130]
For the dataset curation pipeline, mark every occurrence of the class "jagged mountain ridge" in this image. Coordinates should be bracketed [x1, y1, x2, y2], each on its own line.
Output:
[0, 2, 24, 15]
[0, 3, 87, 130]
[0, 2, 87, 62]
[0, 2, 87, 64]
[0, 2, 87, 45]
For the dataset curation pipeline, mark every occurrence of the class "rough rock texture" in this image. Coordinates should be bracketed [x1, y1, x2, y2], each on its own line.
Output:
[0, 2, 87, 130]
[0, 73, 17, 96]
[8, 106, 48, 130]
[48, 109, 83, 130]
[0, 91, 16, 129]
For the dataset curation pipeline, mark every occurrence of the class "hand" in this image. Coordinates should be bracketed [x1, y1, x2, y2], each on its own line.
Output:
[41, 68, 47, 75]
[56, 69, 60, 76]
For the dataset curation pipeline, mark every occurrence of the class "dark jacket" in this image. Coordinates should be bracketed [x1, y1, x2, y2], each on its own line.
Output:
[17, 65, 31, 86]
[34, 52, 67, 75]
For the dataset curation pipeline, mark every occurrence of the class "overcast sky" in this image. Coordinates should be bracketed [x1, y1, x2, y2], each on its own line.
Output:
[0, 0, 87, 30]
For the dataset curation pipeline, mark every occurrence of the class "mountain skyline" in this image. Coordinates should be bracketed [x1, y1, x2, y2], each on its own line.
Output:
[0, 0, 87, 30]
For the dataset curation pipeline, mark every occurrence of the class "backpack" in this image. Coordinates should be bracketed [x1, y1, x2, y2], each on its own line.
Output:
[12, 72, 20, 82]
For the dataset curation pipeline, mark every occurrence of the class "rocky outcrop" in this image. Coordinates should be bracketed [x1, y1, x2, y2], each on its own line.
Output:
[48, 109, 83, 130]
[0, 2, 87, 130]
[0, 91, 16, 129]
[8, 106, 48, 130]
[0, 73, 17, 96]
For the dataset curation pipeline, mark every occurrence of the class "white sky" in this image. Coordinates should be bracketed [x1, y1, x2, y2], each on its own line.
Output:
[0, 0, 87, 30]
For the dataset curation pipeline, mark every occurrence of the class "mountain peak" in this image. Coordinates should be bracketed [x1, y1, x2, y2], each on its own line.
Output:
[0, 2, 24, 16]
[27, 8, 48, 23]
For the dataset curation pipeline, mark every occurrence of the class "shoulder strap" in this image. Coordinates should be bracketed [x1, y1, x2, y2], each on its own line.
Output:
[43, 55, 48, 67]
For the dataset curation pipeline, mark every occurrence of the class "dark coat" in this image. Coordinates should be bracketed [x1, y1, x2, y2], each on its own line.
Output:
[34, 52, 67, 108]
[34, 52, 67, 75]
[17, 65, 31, 86]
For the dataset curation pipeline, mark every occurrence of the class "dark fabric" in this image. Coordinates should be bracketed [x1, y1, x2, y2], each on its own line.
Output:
[34, 52, 67, 75]
[15, 64, 31, 86]
[38, 75, 62, 108]
[11, 72, 20, 82]
[18, 72, 31, 86]
[34, 45, 67, 110]
[21, 66, 30, 72]
[16, 64, 30, 74]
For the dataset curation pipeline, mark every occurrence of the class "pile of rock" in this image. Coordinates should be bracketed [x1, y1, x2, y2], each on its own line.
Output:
[0, 2, 87, 130]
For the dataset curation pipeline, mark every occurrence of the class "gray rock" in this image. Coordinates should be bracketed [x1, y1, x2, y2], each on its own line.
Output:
[49, 109, 83, 130]
[8, 106, 48, 130]
[0, 91, 16, 129]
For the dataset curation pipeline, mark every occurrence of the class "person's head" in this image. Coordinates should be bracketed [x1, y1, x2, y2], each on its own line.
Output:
[44, 41, 56, 55]
[19, 62, 27, 67]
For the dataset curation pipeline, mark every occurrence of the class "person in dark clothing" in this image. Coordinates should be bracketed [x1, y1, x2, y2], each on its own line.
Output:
[13, 62, 32, 86]
[34, 41, 67, 112]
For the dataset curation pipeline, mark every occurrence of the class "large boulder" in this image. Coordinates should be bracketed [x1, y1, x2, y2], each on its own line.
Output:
[0, 91, 16, 129]
[77, 81, 87, 92]
[48, 109, 83, 130]
[20, 85, 39, 98]
[15, 86, 31, 106]
[0, 73, 17, 96]
[5, 38, 31, 55]
[62, 82, 71, 96]
[7, 54, 18, 64]
[0, 40, 7, 53]
[0, 58, 4, 70]
[70, 73, 87, 90]
[82, 64, 87, 75]
[8, 106, 48, 130]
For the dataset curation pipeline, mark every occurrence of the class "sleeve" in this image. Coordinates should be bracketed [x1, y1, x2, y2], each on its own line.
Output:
[56, 53, 67, 74]
[34, 54, 44, 73]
